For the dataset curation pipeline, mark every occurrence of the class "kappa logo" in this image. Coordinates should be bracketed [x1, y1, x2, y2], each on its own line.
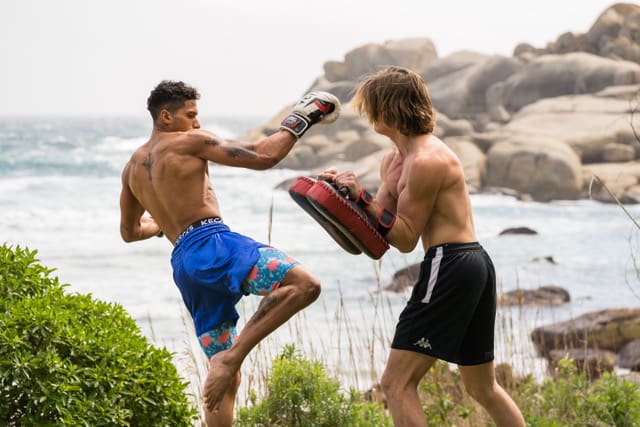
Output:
[413, 337, 431, 349]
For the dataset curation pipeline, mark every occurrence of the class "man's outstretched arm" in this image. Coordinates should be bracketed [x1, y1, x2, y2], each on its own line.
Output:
[191, 91, 340, 170]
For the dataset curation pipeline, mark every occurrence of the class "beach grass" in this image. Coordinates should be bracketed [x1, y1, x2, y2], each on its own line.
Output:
[169, 275, 548, 426]
[169, 186, 640, 425]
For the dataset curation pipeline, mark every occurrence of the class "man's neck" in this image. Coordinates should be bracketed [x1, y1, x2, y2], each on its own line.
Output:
[393, 133, 431, 157]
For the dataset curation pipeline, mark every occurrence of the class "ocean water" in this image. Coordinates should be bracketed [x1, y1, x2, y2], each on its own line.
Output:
[2, 116, 640, 394]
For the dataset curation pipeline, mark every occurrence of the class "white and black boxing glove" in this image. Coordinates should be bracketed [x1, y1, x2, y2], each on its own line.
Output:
[280, 91, 341, 139]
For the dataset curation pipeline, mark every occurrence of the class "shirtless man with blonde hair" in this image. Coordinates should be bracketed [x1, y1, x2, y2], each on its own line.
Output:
[319, 67, 525, 427]
[119, 80, 339, 426]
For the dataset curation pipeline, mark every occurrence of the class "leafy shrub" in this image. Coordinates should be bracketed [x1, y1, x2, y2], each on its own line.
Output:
[0, 244, 66, 306]
[416, 356, 640, 427]
[590, 372, 640, 426]
[235, 344, 391, 427]
[518, 357, 640, 426]
[0, 244, 197, 426]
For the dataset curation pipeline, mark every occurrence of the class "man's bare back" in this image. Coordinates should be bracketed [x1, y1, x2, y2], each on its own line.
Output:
[119, 98, 302, 244]
[122, 131, 221, 244]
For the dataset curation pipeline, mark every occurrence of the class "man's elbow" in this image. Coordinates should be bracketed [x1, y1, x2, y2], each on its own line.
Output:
[120, 232, 135, 243]
[390, 235, 419, 253]
[395, 242, 417, 253]
[120, 227, 137, 243]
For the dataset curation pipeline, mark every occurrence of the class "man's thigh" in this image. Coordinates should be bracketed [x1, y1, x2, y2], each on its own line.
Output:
[242, 246, 300, 296]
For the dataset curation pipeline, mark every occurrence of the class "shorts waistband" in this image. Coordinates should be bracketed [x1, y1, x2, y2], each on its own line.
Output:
[425, 242, 481, 258]
[174, 217, 223, 246]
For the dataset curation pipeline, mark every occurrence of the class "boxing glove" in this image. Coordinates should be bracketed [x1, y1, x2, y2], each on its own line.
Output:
[280, 91, 341, 139]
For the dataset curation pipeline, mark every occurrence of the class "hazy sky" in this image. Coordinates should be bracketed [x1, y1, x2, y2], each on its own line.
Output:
[0, 0, 620, 117]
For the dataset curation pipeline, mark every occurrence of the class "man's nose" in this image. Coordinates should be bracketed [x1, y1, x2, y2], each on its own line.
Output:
[193, 119, 201, 129]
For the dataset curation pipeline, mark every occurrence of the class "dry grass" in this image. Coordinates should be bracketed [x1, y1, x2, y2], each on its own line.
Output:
[166, 270, 550, 426]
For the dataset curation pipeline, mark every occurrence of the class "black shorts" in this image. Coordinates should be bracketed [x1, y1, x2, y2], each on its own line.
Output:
[391, 242, 496, 365]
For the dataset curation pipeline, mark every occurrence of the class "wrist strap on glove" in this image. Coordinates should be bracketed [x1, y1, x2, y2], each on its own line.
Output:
[376, 208, 396, 237]
[280, 112, 311, 139]
[355, 188, 373, 209]
[279, 91, 339, 139]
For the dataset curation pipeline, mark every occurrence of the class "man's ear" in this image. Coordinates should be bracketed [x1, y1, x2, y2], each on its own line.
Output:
[160, 109, 172, 125]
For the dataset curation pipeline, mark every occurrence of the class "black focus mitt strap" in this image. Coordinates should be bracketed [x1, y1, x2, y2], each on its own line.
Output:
[376, 208, 396, 237]
[354, 187, 373, 209]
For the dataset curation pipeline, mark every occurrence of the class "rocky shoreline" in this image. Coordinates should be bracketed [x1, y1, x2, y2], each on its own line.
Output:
[245, 3, 640, 204]
[243, 3, 640, 381]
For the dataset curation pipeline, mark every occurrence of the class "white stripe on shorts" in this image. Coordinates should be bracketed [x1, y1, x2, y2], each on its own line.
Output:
[421, 246, 443, 303]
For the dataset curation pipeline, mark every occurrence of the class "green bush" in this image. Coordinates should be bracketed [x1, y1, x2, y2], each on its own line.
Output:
[235, 344, 391, 427]
[0, 244, 197, 426]
[0, 243, 66, 306]
[518, 358, 640, 427]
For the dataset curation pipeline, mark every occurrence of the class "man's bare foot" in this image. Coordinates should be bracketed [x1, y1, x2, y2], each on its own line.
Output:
[204, 351, 238, 411]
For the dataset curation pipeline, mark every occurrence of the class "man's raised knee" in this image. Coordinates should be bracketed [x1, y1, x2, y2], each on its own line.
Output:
[282, 268, 321, 304]
[302, 275, 321, 303]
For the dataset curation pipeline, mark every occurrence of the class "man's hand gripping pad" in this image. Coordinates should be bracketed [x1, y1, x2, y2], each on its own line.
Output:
[288, 177, 389, 260]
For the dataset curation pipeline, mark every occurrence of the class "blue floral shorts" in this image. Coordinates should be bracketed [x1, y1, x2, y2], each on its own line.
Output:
[197, 246, 299, 358]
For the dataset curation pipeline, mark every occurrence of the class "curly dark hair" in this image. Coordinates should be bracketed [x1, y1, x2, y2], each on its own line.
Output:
[147, 80, 200, 122]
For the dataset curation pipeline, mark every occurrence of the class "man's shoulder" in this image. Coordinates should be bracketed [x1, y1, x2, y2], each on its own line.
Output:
[409, 142, 462, 182]
[147, 130, 208, 153]
[126, 144, 147, 163]
[177, 129, 221, 147]
[420, 137, 459, 165]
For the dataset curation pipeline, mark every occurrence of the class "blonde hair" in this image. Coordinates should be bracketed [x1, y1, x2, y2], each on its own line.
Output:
[352, 66, 435, 135]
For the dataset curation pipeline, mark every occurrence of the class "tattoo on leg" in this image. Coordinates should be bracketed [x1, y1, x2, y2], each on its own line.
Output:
[248, 295, 277, 324]
[143, 153, 153, 181]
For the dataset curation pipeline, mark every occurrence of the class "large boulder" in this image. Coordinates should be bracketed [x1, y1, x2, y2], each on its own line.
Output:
[425, 55, 523, 120]
[502, 85, 640, 164]
[531, 308, 640, 357]
[550, 3, 640, 63]
[421, 50, 489, 83]
[324, 38, 438, 84]
[434, 112, 475, 138]
[244, 4, 640, 205]
[485, 137, 583, 201]
[582, 161, 640, 203]
[498, 285, 570, 307]
[618, 339, 640, 371]
[384, 263, 421, 293]
[489, 52, 640, 114]
[544, 32, 590, 55]
[522, 4, 640, 64]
